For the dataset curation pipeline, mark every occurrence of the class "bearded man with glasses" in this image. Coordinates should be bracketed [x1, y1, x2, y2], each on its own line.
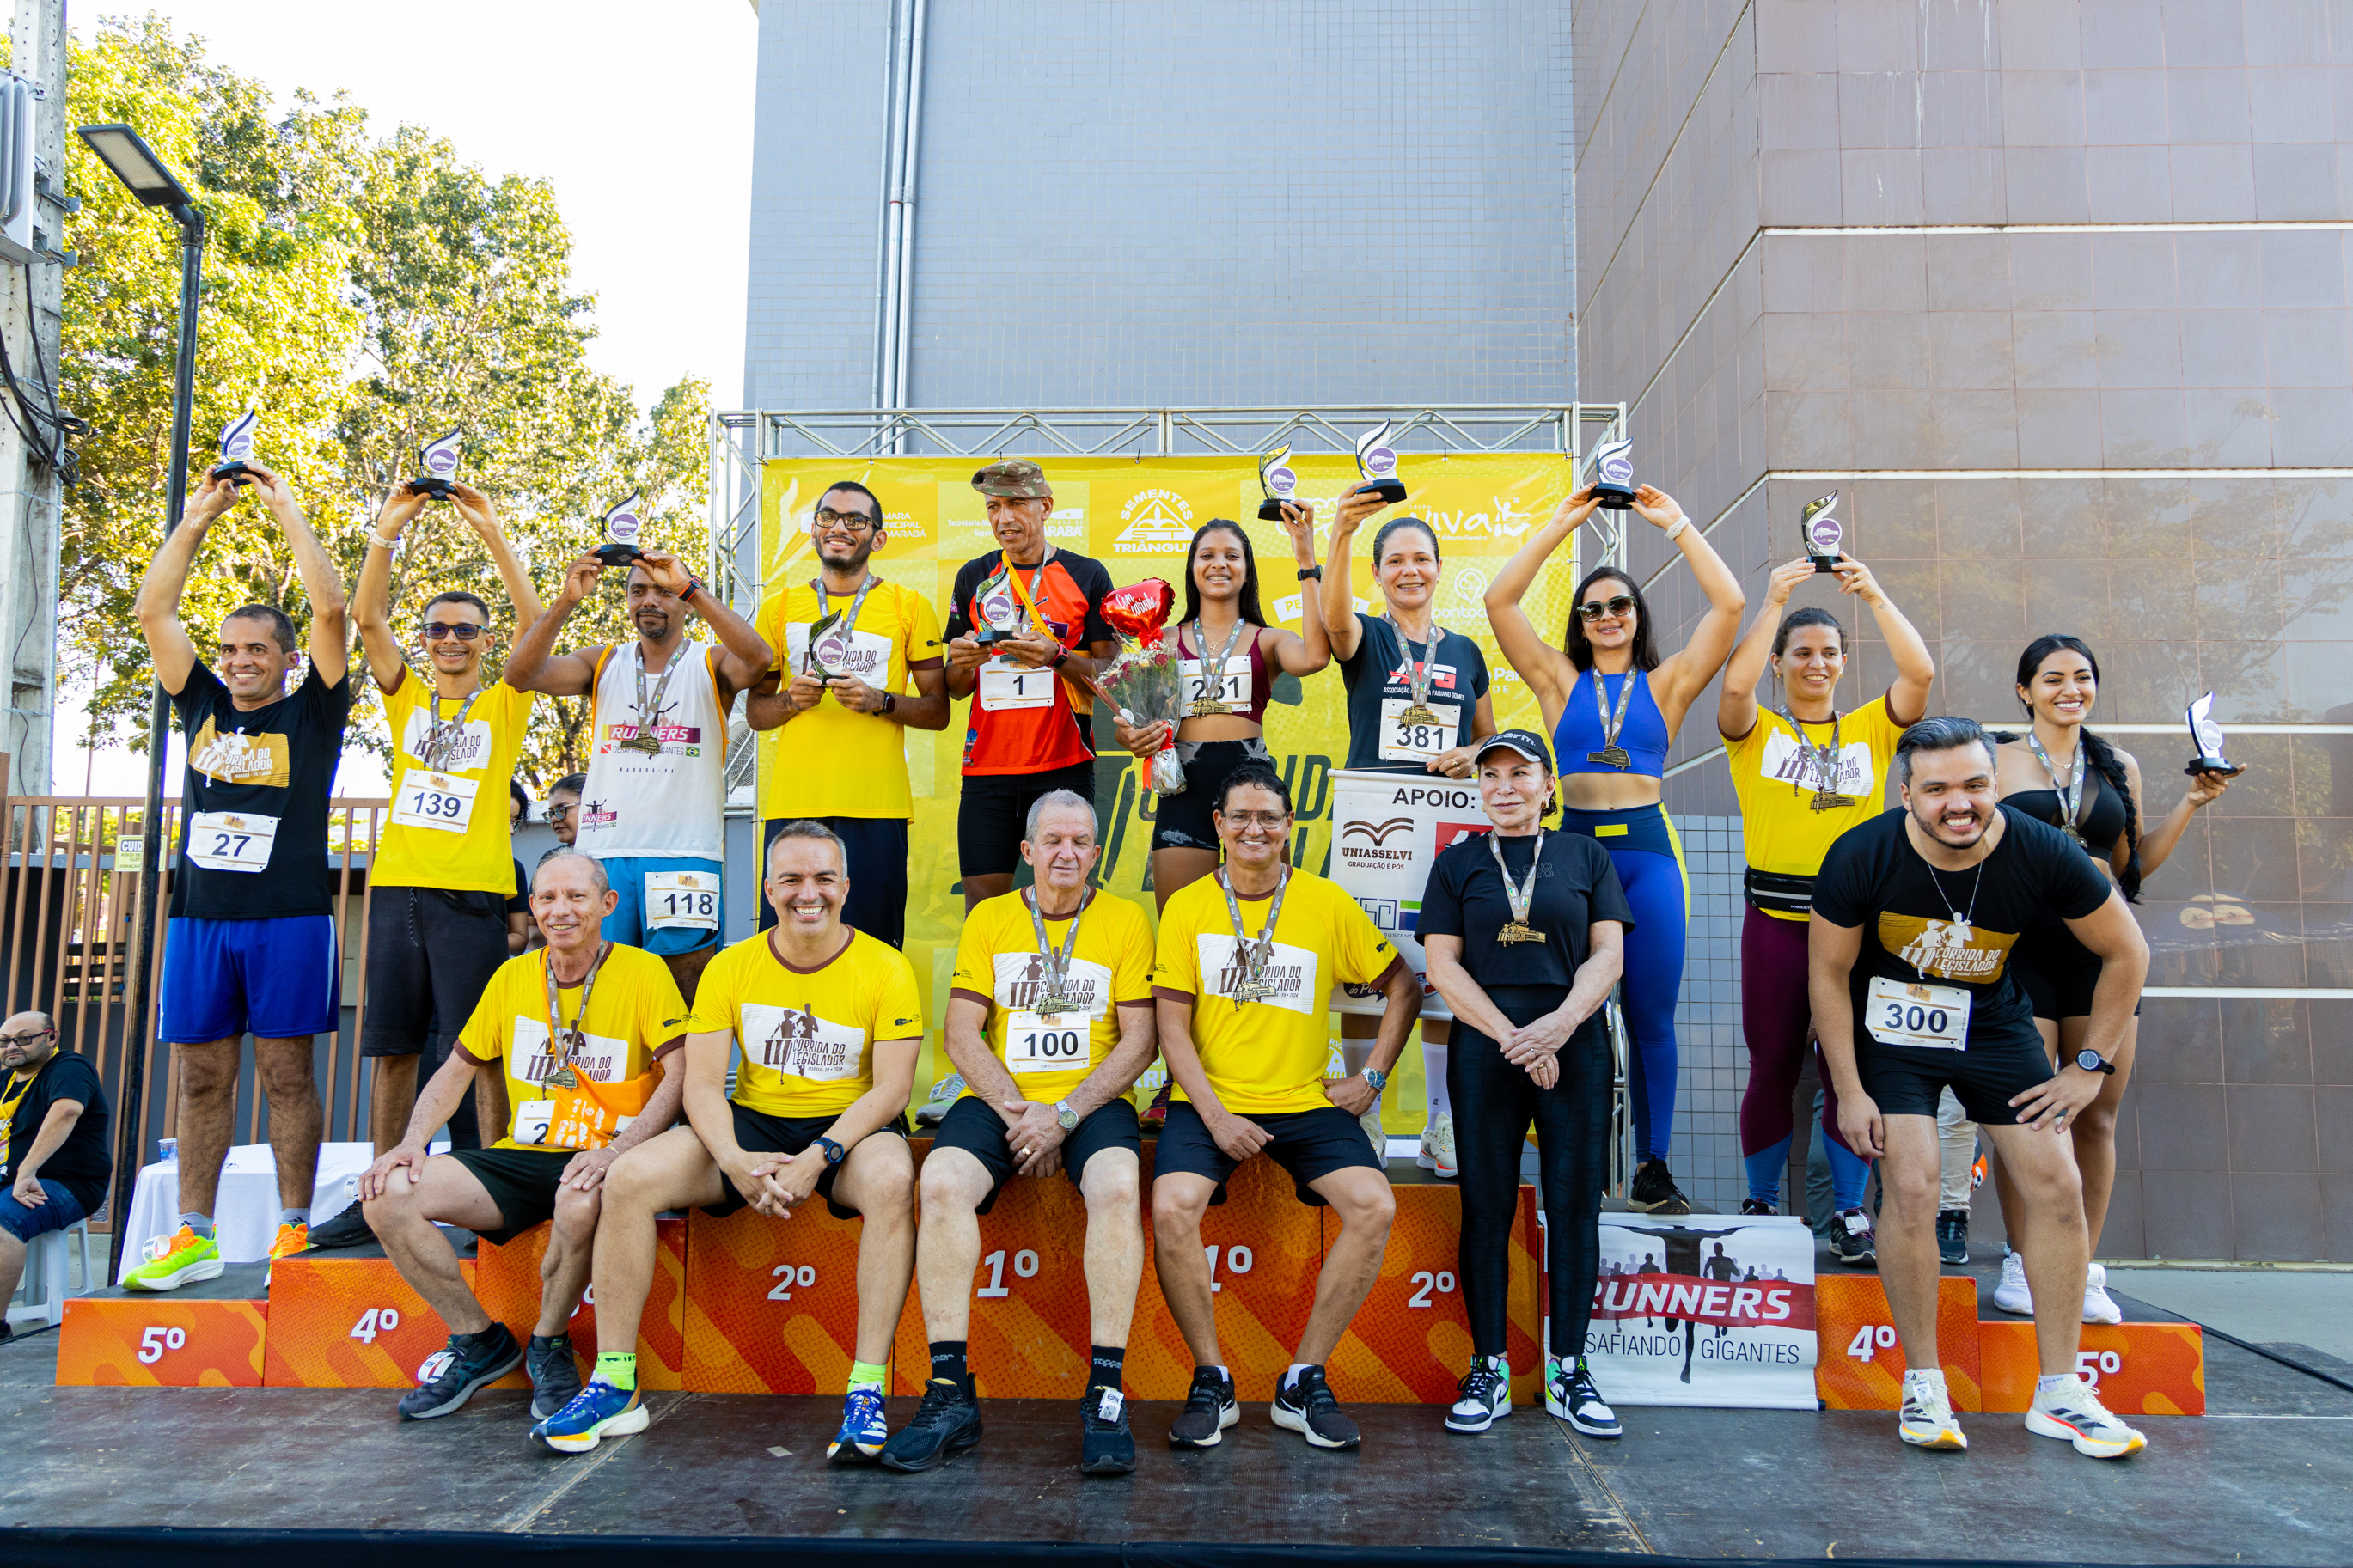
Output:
[746, 481, 950, 950]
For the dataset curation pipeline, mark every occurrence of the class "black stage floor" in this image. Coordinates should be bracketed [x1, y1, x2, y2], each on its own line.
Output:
[5, 1259, 2347, 1562]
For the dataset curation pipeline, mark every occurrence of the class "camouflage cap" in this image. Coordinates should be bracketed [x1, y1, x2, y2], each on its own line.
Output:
[971, 458, 1052, 499]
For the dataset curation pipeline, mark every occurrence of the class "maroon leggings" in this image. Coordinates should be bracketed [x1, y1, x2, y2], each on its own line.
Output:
[1738, 904, 1861, 1168]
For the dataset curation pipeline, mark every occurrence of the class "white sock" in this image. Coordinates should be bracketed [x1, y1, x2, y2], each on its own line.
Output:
[2035, 1373, 2080, 1397]
[1424, 1035, 1450, 1122]
[281, 1207, 309, 1226]
[1903, 1367, 1945, 1392]
[1282, 1362, 1311, 1391]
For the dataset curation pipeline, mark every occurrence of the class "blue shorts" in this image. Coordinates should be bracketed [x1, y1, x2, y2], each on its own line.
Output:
[158, 914, 341, 1044]
[601, 856, 724, 956]
[0, 1180, 89, 1243]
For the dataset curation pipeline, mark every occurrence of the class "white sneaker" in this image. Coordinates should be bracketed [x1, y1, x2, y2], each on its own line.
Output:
[1543, 1356, 1620, 1438]
[1444, 1356, 1511, 1434]
[2026, 1375, 2147, 1459]
[2081, 1262, 2123, 1325]
[914, 1072, 964, 1126]
[1418, 1113, 1458, 1179]
[1993, 1249, 2032, 1315]
[1898, 1374, 1967, 1450]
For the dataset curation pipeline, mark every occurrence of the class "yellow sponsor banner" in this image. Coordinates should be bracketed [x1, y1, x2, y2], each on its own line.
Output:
[756, 454, 1586, 1121]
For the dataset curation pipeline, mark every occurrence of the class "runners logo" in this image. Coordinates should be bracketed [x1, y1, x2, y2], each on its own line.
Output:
[1881, 914, 2014, 982]
[1112, 489, 1195, 555]
[187, 719, 290, 788]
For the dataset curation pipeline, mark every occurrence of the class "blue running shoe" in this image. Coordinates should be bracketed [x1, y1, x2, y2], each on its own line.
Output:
[530, 1379, 648, 1455]
[829, 1387, 889, 1463]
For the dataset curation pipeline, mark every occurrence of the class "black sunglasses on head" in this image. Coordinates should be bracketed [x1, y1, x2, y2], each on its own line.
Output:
[1576, 595, 1637, 621]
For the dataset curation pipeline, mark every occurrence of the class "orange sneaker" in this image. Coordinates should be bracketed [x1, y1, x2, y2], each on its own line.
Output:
[266, 1220, 309, 1284]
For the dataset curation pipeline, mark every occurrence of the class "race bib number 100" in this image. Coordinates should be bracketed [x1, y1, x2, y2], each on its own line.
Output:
[1003, 1010, 1090, 1073]
[390, 772, 479, 833]
[1866, 975, 1971, 1051]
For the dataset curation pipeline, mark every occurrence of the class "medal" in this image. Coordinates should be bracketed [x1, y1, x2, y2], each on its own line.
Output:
[541, 942, 609, 1098]
[1186, 616, 1248, 717]
[1488, 829, 1547, 947]
[546, 1065, 579, 1091]
[807, 572, 880, 682]
[1219, 864, 1290, 1009]
[1385, 613, 1444, 727]
[1025, 887, 1093, 1015]
[1775, 704, 1857, 813]
[1586, 669, 1638, 770]
[420, 686, 481, 772]
[2026, 730, 2092, 851]
[622, 644, 684, 755]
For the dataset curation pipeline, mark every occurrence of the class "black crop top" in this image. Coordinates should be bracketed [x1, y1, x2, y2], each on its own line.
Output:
[2007, 767, 2128, 857]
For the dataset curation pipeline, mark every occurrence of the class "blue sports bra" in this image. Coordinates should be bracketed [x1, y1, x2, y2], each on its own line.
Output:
[1553, 668, 1671, 778]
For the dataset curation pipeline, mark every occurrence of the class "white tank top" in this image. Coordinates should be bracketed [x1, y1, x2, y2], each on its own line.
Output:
[576, 639, 727, 862]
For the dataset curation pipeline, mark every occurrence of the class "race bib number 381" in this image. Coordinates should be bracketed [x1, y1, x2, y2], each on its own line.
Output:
[1865, 975, 1971, 1051]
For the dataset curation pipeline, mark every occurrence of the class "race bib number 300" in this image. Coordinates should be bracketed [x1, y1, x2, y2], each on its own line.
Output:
[390, 772, 478, 833]
[186, 810, 279, 873]
[1003, 1011, 1091, 1072]
[978, 657, 1056, 711]
[1866, 975, 1971, 1051]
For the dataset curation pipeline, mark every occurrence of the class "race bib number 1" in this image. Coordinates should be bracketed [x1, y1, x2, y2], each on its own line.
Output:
[978, 657, 1056, 711]
[645, 869, 720, 930]
[1866, 976, 1971, 1050]
[1003, 1010, 1091, 1073]
[390, 772, 478, 833]
[186, 810, 279, 873]
[1377, 697, 1461, 763]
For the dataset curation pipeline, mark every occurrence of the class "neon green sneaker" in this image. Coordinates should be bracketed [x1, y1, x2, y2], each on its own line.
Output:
[124, 1224, 225, 1291]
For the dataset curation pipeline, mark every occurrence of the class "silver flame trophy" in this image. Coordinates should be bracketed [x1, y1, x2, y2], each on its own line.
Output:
[1354, 423, 1406, 504]
[1802, 491, 1843, 574]
[2185, 692, 2245, 777]
[1256, 444, 1298, 521]
[595, 490, 646, 569]
[1588, 434, 1636, 510]
[211, 412, 260, 487]
[410, 428, 462, 499]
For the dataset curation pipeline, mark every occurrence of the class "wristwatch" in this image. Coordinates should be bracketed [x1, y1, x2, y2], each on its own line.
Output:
[881, 691, 897, 716]
[1055, 1099, 1079, 1132]
[1050, 645, 1071, 669]
[679, 577, 706, 602]
[1362, 1067, 1389, 1093]
[2073, 1050, 2116, 1076]
[1297, 566, 1323, 581]
[815, 1134, 847, 1165]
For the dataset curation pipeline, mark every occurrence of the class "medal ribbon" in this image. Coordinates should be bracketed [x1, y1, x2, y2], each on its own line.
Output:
[810, 572, 881, 671]
[540, 942, 611, 1094]
[423, 686, 482, 772]
[1383, 613, 1439, 711]
[1024, 887, 1092, 1005]
[631, 644, 685, 748]
[1590, 668, 1637, 755]
[999, 551, 1054, 638]
[1773, 704, 1846, 799]
[1189, 617, 1249, 711]
[2026, 731, 2087, 838]
[1488, 830, 1544, 928]
[1218, 864, 1289, 1006]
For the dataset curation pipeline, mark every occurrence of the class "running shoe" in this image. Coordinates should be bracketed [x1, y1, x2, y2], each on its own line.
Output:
[530, 1378, 646, 1454]
[2026, 1376, 2147, 1459]
[1079, 1383, 1135, 1475]
[398, 1325, 523, 1419]
[304, 1204, 375, 1250]
[265, 1221, 307, 1286]
[879, 1379, 983, 1472]
[1898, 1376, 1967, 1449]
[2081, 1262, 2124, 1325]
[528, 1333, 584, 1420]
[1993, 1249, 2033, 1315]
[1445, 1355, 1511, 1434]
[123, 1225, 224, 1292]
[1936, 1209, 1970, 1266]
[829, 1387, 890, 1463]
[1739, 1197, 1776, 1217]
[1626, 1160, 1690, 1215]
[1167, 1364, 1238, 1449]
[1417, 1113, 1458, 1180]
[1543, 1356, 1620, 1439]
[1829, 1208, 1878, 1267]
[914, 1073, 965, 1127]
[1270, 1364, 1360, 1450]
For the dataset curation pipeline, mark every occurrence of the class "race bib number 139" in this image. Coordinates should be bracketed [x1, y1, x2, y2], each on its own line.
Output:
[390, 772, 478, 834]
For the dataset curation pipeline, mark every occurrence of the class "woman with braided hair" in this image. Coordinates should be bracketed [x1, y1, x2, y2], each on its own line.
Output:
[1989, 633, 2237, 1322]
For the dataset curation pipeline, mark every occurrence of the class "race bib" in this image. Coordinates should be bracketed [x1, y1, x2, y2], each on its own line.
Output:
[512, 1099, 554, 1145]
[645, 869, 720, 930]
[1376, 697, 1462, 764]
[1180, 656, 1253, 714]
[390, 771, 478, 833]
[1866, 975, 1971, 1051]
[978, 657, 1056, 711]
[186, 810, 279, 873]
[1003, 1011, 1092, 1073]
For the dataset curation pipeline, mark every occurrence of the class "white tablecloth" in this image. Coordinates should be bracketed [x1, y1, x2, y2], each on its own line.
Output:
[116, 1141, 434, 1284]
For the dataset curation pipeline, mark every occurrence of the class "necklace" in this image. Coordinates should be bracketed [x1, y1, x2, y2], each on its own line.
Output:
[2026, 730, 2087, 845]
[539, 942, 611, 1091]
[1921, 860, 1985, 953]
[1187, 618, 1249, 717]
[1218, 864, 1290, 1007]
[621, 643, 685, 755]
[1384, 613, 1443, 726]
[1586, 668, 1638, 770]
[1488, 831, 1547, 944]
[1775, 703, 1854, 811]
[1024, 887, 1092, 1014]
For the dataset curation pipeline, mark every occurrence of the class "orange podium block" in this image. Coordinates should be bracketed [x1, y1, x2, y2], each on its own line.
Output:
[263, 1255, 474, 1388]
[474, 1218, 688, 1391]
[1814, 1274, 1983, 1411]
[1978, 1320, 2205, 1416]
[56, 1297, 267, 1387]
[1324, 1181, 1540, 1405]
[1127, 1145, 1325, 1402]
[684, 1202, 876, 1393]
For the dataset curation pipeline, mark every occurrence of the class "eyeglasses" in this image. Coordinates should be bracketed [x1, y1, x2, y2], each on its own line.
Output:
[1219, 811, 1291, 830]
[421, 622, 486, 642]
[0, 1029, 54, 1047]
[546, 802, 576, 820]
[1576, 595, 1638, 621]
[815, 509, 878, 532]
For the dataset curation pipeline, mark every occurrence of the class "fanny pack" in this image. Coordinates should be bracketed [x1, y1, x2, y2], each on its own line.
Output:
[1744, 868, 1815, 916]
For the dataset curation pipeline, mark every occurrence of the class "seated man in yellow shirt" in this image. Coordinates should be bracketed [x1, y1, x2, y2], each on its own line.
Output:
[361, 850, 688, 1424]
[1151, 761, 1421, 1454]
[535, 821, 921, 1457]
[880, 789, 1156, 1477]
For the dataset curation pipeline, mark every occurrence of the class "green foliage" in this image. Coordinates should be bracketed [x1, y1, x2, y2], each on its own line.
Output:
[62, 16, 711, 784]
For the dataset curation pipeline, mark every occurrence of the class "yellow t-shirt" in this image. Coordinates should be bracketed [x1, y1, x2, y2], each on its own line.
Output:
[754, 579, 943, 820]
[455, 943, 688, 1152]
[949, 889, 1155, 1104]
[686, 926, 925, 1118]
[1151, 868, 1401, 1115]
[373, 674, 536, 894]
[1726, 691, 1907, 921]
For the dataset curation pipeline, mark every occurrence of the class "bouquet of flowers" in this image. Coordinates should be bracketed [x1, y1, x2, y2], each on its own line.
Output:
[1088, 578, 1187, 796]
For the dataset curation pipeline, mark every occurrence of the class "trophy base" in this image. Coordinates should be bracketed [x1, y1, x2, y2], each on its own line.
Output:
[1256, 498, 1294, 521]
[1592, 483, 1637, 511]
[594, 543, 645, 570]
[1356, 479, 1407, 504]
[211, 461, 256, 487]
[1809, 552, 1839, 575]
[2186, 757, 2246, 777]
[408, 477, 456, 499]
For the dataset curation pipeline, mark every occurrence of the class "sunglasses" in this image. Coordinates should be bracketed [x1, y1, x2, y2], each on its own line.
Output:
[1576, 595, 1638, 621]
[815, 509, 878, 532]
[421, 622, 486, 642]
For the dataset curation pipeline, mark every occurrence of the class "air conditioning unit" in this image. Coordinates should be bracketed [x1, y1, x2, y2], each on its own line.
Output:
[0, 75, 36, 265]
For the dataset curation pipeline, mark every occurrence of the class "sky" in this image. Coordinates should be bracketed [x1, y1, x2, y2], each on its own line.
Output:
[55, 0, 761, 793]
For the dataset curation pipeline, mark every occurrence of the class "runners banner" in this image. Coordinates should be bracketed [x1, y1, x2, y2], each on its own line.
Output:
[1554, 1212, 1819, 1410]
[1326, 767, 1490, 1019]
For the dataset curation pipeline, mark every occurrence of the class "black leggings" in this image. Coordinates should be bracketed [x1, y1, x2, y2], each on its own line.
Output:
[1452, 984, 1611, 1364]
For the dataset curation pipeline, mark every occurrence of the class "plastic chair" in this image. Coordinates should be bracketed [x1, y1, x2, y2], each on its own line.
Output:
[8, 1217, 95, 1329]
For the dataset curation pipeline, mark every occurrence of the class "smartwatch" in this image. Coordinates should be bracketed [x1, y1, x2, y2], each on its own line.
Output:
[815, 1134, 847, 1165]
[881, 691, 897, 716]
[1050, 645, 1071, 669]
[1297, 565, 1323, 581]
[2073, 1050, 2116, 1076]
[1055, 1099, 1080, 1132]
[1363, 1067, 1389, 1093]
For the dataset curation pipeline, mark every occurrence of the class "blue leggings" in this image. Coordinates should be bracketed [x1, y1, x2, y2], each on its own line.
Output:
[1561, 804, 1685, 1162]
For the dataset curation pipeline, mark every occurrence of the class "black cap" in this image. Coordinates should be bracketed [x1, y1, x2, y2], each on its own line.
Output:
[1476, 729, 1554, 770]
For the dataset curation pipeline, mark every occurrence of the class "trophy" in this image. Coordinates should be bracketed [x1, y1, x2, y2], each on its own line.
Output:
[1587, 434, 1637, 510]
[409, 428, 462, 498]
[594, 490, 645, 569]
[1256, 444, 1298, 522]
[970, 559, 1023, 648]
[1801, 491, 1843, 573]
[1353, 423, 1407, 504]
[212, 411, 260, 487]
[2185, 692, 2245, 777]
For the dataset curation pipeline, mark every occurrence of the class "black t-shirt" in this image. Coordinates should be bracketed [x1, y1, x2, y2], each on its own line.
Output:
[1416, 827, 1635, 991]
[2, 1053, 113, 1214]
[1812, 805, 2112, 1046]
[168, 662, 353, 920]
[506, 857, 529, 917]
[1339, 613, 1490, 772]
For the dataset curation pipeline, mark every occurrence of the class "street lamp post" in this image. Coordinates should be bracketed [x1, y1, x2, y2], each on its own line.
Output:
[76, 124, 204, 1280]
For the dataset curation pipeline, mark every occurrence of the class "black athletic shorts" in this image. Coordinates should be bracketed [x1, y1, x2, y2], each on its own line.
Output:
[1150, 739, 1268, 853]
[761, 816, 910, 950]
[956, 760, 1098, 880]
[703, 1104, 911, 1222]
[1152, 1101, 1383, 1208]
[2013, 926, 2142, 1021]
[446, 1146, 573, 1246]
[931, 1094, 1142, 1215]
[1856, 1028, 2057, 1126]
[361, 885, 510, 1058]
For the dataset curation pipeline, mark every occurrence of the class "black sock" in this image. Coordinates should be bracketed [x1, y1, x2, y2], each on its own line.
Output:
[1087, 1345, 1125, 1392]
[929, 1339, 971, 1395]
[456, 1325, 506, 1351]
[530, 1333, 566, 1351]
